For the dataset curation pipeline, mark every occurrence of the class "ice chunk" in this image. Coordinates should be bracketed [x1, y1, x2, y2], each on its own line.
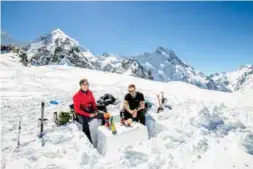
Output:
[241, 133, 253, 155]
[195, 108, 224, 130]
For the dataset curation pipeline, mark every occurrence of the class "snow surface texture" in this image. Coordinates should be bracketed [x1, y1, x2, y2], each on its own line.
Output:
[1, 53, 253, 169]
[210, 65, 253, 92]
[21, 29, 231, 92]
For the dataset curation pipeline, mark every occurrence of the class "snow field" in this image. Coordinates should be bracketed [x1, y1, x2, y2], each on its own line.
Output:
[1, 53, 253, 169]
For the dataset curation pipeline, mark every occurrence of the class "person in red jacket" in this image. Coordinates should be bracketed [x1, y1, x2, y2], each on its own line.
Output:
[73, 78, 98, 143]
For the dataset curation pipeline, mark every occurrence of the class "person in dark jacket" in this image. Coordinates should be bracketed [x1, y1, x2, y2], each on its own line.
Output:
[73, 78, 97, 143]
[120, 84, 146, 125]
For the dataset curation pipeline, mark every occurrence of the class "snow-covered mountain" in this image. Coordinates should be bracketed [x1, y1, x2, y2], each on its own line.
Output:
[209, 65, 253, 91]
[22, 29, 153, 79]
[131, 47, 229, 92]
[9, 28, 237, 92]
[86, 47, 229, 91]
[85, 52, 153, 80]
[85, 52, 121, 71]
[23, 29, 96, 69]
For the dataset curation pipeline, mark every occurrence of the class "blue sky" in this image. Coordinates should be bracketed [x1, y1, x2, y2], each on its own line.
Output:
[2, 1, 253, 74]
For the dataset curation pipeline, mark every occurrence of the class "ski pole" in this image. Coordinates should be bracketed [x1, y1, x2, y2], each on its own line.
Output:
[38, 102, 45, 147]
[40, 102, 45, 136]
[17, 120, 21, 147]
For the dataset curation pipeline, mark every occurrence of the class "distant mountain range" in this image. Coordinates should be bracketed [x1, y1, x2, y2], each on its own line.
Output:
[1, 30, 27, 47]
[209, 65, 253, 91]
[2, 29, 252, 92]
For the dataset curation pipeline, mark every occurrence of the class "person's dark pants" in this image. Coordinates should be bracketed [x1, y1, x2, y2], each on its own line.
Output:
[76, 114, 92, 143]
[120, 109, 146, 125]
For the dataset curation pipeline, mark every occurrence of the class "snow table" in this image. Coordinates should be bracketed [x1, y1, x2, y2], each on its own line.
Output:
[97, 122, 148, 157]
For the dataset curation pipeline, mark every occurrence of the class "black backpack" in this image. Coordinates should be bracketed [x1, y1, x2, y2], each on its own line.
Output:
[97, 93, 116, 106]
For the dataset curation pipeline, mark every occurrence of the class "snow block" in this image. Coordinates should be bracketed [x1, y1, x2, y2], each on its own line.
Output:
[89, 119, 102, 148]
[97, 122, 148, 156]
[145, 113, 167, 138]
[74, 119, 102, 148]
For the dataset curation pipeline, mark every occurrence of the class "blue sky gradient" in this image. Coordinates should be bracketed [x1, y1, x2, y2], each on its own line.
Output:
[2, 1, 253, 74]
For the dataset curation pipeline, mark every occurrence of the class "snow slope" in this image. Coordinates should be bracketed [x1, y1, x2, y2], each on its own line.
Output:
[210, 65, 253, 92]
[1, 53, 253, 169]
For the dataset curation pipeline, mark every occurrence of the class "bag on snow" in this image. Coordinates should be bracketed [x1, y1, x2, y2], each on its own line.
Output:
[97, 93, 116, 106]
[145, 100, 153, 111]
[96, 93, 117, 112]
[53, 111, 74, 126]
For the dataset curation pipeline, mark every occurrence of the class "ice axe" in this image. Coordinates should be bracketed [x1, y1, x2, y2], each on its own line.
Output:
[156, 93, 164, 113]
[161, 92, 172, 110]
[17, 119, 21, 147]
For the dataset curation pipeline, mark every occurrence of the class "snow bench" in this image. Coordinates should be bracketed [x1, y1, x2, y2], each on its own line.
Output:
[97, 122, 148, 156]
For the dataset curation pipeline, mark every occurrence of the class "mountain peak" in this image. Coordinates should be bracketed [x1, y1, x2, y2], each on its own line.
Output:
[52, 28, 64, 33]
[23, 29, 94, 69]
[155, 46, 170, 54]
[50, 28, 72, 41]
[210, 64, 253, 91]
[44, 28, 83, 48]
[51, 28, 67, 37]
[240, 64, 253, 70]
[102, 52, 111, 57]
[155, 47, 178, 59]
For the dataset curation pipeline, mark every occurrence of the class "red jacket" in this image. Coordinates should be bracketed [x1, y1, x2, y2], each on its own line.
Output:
[73, 90, 97, 117]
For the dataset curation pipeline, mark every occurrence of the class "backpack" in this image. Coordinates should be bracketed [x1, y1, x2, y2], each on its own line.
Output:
[97, 93, 116, 106]
[145, 100, 152, 111]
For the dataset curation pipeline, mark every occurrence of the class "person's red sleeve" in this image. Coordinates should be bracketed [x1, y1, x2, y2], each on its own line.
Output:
[73, 94, 90, 117]
[90, 91, 97, 111]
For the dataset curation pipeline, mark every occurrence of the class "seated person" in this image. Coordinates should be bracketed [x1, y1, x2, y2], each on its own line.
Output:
[73, 78, 97, 143]
[120, 84, 146, 125]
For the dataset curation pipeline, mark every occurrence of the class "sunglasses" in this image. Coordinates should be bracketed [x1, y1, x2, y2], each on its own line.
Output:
[81, 83, 89, 86]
